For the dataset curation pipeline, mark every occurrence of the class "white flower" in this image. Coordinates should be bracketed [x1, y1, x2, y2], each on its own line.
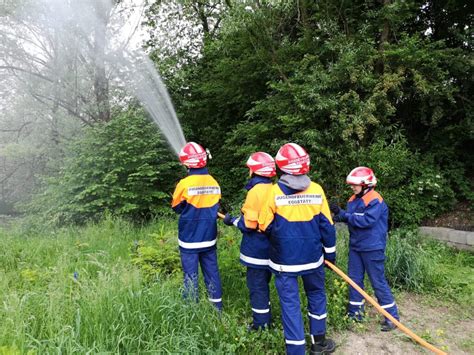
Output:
[436, 175, 441, 178]
[433, 195, 438, 198]
[418, 187, 423, 191]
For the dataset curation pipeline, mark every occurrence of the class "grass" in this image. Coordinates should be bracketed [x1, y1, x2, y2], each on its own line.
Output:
[0, 217, 472, 353]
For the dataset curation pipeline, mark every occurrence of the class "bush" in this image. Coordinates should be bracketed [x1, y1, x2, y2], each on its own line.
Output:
[27, 107, 182, 224]
[362, 139, 456, 226]
[323, 137, 457, 227]
[130, 228, 181, 282]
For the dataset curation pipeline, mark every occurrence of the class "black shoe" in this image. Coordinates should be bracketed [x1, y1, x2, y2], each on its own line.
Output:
[247, 323, 271, 332]
[381, 320, 397, 332]
[310, 339, 336, 355]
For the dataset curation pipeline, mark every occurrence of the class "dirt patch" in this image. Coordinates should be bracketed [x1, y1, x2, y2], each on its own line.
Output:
[423, 202, 473, 231]
[333, 293, 473, 354]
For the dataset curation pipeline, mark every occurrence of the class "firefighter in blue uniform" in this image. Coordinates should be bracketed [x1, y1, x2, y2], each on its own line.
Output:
[222, 152, 275, 330]
[171, 142, 223, 310]
[330, 166, 399, 331]
[259, 143, 336, 355]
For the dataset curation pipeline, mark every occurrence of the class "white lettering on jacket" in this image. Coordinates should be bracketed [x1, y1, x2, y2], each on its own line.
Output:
[275, 194, 322, 206]
[187, 186, 221, 196]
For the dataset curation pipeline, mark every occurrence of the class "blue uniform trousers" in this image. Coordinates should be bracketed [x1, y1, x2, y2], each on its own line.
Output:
[348, 249, 398, 321]
[180, 248, 223, 310]
[246, 267, 272, 328]
[275, 267, 327, 355]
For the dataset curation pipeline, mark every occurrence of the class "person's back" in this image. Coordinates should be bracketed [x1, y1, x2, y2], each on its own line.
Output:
[261, 180, 333, 274]
[171, 142, 223, 310]
[173, 171, 220, 251]
[258, 143, 336, 355]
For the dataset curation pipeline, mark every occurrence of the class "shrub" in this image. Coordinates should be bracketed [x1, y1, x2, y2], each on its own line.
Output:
[27, 107, 182, 224]
[130, 228, 181, 281]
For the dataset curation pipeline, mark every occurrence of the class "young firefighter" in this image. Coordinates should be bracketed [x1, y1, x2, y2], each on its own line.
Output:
[171, 142, 223, 310]
[222, 152, 275, 330]
[330, 167, 399, 331]
[258, 143, 336, 355]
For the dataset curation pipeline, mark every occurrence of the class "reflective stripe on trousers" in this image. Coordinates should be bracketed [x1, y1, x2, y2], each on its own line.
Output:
[180, 248, 223, 310]
[275, 267, 327, 355]
[247, 267, 272, 328]
[347, 249, 399, 320]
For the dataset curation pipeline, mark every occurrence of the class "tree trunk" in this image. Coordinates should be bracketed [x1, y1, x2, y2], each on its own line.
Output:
[376, 0, 391, 74]
[93, 0, 111, 122]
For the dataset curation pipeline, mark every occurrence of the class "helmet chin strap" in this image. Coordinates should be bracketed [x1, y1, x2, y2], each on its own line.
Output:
[356, 186, 371, 198]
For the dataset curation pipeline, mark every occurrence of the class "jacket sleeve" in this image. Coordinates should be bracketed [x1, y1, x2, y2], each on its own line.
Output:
[346, 199, 382, 228]
[258, 189, 276, 235]
[238, 187, 260, 231]
[319, 190, 336, 257]
[171, 180, 186, 214]
[235, 215, 256, 233]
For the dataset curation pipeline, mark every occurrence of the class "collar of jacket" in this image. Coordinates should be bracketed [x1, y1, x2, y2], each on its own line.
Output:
[245, 175, 272, 191]
[188, 167, 209, 175]
[277, 174, 311, 195]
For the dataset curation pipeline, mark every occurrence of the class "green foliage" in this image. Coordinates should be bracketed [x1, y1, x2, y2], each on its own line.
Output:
[1, 217, 472, 353]
[27, 108, 181, 224]
[130, 228, 181, 281]
[385, 228, 445, 291]
[156, 0, 472, 227]
[361, 138, 456, 226]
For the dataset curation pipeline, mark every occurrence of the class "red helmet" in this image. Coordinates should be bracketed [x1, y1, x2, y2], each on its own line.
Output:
[246, 152, 276, 177]
[346, 167, 377, 187]
[179, 142, 207, 168]
[275, 143, 310, 175]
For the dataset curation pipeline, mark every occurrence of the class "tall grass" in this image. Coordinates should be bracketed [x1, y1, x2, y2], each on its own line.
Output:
[0, 217, 471, 353]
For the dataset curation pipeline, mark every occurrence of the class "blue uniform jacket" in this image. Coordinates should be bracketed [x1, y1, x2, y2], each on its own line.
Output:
[259, 178, 336, 276]
[337, 189, 389, 252]
[171, 168, 221, 253]
[235, 176, 272, 269]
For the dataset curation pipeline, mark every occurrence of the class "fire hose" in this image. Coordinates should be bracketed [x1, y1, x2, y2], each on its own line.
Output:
[217, 212, 447, 354]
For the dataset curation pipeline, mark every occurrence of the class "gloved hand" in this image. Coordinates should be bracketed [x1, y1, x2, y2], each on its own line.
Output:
[223, 213, 235, 226]
[324, 253, 336, 267]
[329, 202, 341, 215]
[333, 214, 343, 223]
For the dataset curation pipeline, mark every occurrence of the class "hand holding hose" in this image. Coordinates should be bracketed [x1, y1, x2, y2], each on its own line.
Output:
[223, 213, 235, 226]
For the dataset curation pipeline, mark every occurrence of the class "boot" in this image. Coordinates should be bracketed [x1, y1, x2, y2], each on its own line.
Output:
[310, 338, 336, 355]
[247, 322, 271, 332]
[380, 320, 396, 332]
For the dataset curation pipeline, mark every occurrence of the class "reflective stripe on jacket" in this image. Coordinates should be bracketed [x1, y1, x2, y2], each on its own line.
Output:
[258, 181, 336, 275]
[171, 168, 221, 253]
[345, 189, 388, 251]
